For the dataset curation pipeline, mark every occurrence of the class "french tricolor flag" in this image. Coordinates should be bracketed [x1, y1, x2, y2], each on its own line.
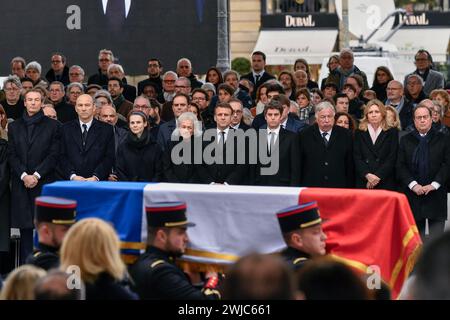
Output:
[42, 182, 420, 298]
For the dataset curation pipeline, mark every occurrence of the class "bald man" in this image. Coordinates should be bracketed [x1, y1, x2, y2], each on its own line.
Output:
[59, 94, 115, 181]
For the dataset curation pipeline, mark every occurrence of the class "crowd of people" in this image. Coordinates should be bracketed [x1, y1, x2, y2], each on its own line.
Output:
[0, 47, 450, 300]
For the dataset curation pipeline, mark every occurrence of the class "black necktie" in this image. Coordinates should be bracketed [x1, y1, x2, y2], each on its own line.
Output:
[268, 132, 275, 156]
[82, 124, 88, 147]
[255, 74, 261, 83]
[106, 0, 126, 30]
[322, 132, 328, 147]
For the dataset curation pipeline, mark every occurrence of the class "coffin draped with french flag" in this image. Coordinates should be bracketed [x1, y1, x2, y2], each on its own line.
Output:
[42, 181, 421, 298]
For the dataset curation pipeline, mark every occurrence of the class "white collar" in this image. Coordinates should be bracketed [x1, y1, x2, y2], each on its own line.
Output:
[267, 126, 281, 135]
[79, 118, 94, 131]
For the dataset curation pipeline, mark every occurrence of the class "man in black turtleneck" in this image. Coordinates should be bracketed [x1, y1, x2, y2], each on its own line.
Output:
[7, 88, 61, 264]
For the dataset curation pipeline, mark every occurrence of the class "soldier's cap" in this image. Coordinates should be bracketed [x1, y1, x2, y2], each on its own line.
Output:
[35, 196, 77, 225]
[276, 201, 322, 233]
[146, 201, 195, 228]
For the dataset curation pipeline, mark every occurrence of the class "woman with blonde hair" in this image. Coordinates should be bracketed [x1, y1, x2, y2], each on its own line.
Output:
[60, 218, 138, 300]
[385, 105, 402, 131]
[354, 99, 399, 190]
[0, 265, 46, 300]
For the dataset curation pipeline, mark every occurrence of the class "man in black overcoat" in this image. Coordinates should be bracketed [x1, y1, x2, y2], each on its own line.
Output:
[299, 101, 354, 188]
[7, 89, 61, 263]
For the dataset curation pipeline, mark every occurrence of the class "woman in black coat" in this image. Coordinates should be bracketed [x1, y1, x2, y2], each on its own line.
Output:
[163, 112, 202, 183]
[354, 100, 399, 190]
[116, 111, 163, 182]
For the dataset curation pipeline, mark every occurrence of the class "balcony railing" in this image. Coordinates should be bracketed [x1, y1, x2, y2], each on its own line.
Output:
[262, 0, 334, 14]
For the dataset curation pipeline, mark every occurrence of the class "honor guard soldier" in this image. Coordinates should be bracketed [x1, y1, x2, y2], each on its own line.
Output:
[129, 201, 221, 300]
[26, 196, 77, 270]
[276, 201, 327, 270]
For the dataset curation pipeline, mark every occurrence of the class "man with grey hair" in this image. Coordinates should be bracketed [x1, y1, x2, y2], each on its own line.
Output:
[11, 57, 26, 79]
[48, 81, 77, 123]
[2, 75, 25, 120]
[25, 61, 47, 87]
[174, 77, 192, 95]
[325, 48, 369, 91]
[405, 74, 427, 107]
[385, 80, 414, 130]
[298, 101, 354, 188]
[107, 63, 137, 102]
[176, 58, 203, 89]
[69, 65, 86, 85]
[162, 71, 178, 102]
[404, 49, 445, 96]
[88, 49, 114, 87]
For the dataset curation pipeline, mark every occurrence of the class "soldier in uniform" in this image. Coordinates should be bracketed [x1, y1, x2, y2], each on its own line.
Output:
[129, 201, 221, 300]
[276, 201, 327, 270]
[26, 196, 77, 270]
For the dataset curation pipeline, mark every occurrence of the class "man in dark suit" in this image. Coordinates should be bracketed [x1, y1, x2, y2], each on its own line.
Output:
[156, 93, 189, 151]
[98, 104, 127, 181]
[254, 98, 300, 186]
[48, 81, 77, 123]
[229, 98, 250, 131]
[198, 102, 247, 185]
[60, 94, 115, 181]
[45, 53, 70, 86]
[385, 80, 414, 130]
[260, 95, 307, 134]
[88, 49, 114, 87]
[299, 101, 354, 188]
[397, 103, 450, 238]
[7, 88, 61, 264]
[241, 51, 276, 100]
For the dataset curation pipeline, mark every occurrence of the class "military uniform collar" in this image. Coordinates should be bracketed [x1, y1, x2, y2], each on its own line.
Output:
[37, 242, 59, 254]
[146, 246, 176, 263]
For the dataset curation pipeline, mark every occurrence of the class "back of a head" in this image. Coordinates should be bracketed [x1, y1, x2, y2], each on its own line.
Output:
[223, 253, 295, 300]
[34, 270, 84, 300]
[0, 265, 46, 300]
[297, 257, 371, 300]
[414, 231, 450, 299]
[60, 218, 125, 284]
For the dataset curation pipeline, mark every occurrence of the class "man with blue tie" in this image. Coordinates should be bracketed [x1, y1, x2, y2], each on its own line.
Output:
[60, 94, 115, 181]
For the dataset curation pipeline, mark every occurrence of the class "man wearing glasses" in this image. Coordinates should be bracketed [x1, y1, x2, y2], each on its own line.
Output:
[404, 50, 445, 96]
[45, 53, 70, 86]
[2, 76, 25, 120]
[88, 49, 114, 87]
[138, 58, 163, 96]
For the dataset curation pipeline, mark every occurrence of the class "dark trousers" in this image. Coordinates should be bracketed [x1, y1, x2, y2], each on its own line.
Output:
[416, 219, 446, 240]
[19, 228, 34, 265]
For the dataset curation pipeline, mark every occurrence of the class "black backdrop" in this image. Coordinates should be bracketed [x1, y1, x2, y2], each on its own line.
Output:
[0, 0, 218, 76]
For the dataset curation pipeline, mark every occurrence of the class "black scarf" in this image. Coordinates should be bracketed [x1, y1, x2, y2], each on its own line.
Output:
[22, 110, 45, 143]
[412, 128, 433, 185]
[113, 95, 126, 109]
[126, 128, 149, 149]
